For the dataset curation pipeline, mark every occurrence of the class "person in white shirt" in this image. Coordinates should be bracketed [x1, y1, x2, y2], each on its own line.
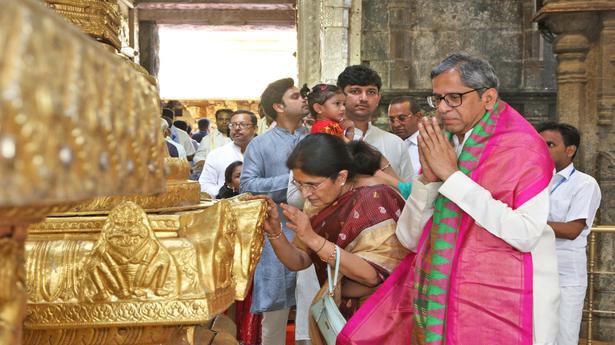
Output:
[537, 122, 602, 345]
[161, 118, 187, 159]
[194, 108, 233, 164]
[336, 65, 414, 181]
[390, 53, 559, 345]
[162, 108, 196, 160]
[198, 110, 257, 198]
[387, 96, 423, 176]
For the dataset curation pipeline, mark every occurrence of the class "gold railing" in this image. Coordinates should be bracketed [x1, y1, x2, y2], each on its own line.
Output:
[585, 225, 615, 345]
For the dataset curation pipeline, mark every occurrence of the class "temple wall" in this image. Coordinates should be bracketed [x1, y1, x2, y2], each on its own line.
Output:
[361, 0, 557, 124]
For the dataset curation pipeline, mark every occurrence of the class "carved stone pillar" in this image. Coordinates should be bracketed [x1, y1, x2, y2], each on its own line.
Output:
[536, 2, 615, 341]
[541, 12, 598, 173]
[296, 0, 361, 85]
[598, 12, 615, 127]
[546, 13, 595, 127]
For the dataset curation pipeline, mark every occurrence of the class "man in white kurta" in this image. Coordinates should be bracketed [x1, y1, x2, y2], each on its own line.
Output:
[336, 65, 414, 182]
[194, 109, 233, 163]
[198, 111, 257, 198]
[396, 53, 559, 345]
[538, 122, 602, 345]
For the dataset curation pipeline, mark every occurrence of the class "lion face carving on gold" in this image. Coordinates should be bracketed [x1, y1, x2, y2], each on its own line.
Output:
[83, 202, 174, 301]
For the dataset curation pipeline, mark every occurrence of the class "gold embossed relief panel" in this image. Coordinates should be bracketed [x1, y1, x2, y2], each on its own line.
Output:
[227, 196, 265, 301]
[0, 0, 166, 210]
[24, 199, 261, 329]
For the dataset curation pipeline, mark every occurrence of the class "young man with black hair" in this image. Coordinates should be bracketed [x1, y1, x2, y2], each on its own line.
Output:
[337, 65, 414, 181]
[240, 78, 309, 345]
[537, 122, 601, 345]
[192, 118, 210, 143]
[161, 107, 195, 160]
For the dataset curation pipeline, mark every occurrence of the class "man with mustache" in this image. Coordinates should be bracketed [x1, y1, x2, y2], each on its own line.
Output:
[387, 96, 423, 176]
[339, 53, 559, 345]
[198, 110, 257, 198]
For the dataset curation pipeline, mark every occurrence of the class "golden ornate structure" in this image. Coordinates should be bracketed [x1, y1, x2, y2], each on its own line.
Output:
[0, 0, 166, 209]
[43, 0, 123, 50]
[1, 1, 266, 344]
[0, 0, 166, 344]
[24, 159, 266, 344]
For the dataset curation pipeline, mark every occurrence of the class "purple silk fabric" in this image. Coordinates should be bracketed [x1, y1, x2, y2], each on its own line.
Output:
[337, 102, 553, 345]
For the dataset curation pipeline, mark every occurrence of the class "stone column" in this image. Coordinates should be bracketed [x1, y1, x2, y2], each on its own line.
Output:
[544, 13, 598, 171]
[296, 0, 321, 86]
[296, 0, 361, 85]
[347, 0, 361, 66]
[598, 13, 615, 128]
[538, 5, 615, 341]
[387, 0, 412, 89]
[320, 0, 350, 83]
[138, 20, 160, 78]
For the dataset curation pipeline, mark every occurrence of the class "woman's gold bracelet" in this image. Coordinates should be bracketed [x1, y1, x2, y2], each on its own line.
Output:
[266, 231, 283, 240]
[315, 238, 327, 254]
[320, 243, 337, 263]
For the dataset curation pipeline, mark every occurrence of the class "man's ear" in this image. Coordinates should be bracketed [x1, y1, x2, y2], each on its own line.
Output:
[566, 145, 578, 159]
[272, 102, 285, 113]
[483, 88, 499, 111]
[415, 111, 424, 119]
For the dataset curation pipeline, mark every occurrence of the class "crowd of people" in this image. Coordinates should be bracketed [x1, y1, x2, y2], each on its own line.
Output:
[160, 52, 602, 345]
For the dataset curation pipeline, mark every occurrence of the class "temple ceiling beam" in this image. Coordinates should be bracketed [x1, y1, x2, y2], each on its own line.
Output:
[137, 8, 295, 26]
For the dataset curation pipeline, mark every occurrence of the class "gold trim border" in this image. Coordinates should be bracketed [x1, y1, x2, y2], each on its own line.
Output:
[25, 287, 235, 329]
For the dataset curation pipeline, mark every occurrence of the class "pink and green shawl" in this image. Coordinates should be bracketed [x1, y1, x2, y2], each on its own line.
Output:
[337, 101, 553, 345]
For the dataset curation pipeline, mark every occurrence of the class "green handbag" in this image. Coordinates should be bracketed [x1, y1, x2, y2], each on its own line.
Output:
[310, 245, 347, 345]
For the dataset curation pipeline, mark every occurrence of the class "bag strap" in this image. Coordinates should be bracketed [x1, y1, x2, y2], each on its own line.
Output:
[326, 245, 341, 296]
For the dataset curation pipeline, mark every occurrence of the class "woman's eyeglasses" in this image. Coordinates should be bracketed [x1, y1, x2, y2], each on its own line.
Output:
[291, 177, 330, 193]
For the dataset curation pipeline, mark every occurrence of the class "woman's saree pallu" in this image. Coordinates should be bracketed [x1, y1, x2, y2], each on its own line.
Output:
[337, 101, 553, 345]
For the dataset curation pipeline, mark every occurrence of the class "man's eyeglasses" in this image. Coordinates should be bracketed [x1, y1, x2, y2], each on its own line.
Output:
[291, 177, 330, 193]
[228, 123, 254, 130]
[426, 88, 486, 109]
[389, 114, 413, 122]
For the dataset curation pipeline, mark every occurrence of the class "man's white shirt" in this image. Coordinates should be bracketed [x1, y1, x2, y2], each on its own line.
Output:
[354, 122, 414, 181]
[172, 126, 196, 156]
[194, 128, 231, 163]
[165, 137, 187, 159]
[548, 162, 601, 286]
[198, 141, 243, 197]
[396, 129, 559, 344]
[404, 131, 421, 176]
